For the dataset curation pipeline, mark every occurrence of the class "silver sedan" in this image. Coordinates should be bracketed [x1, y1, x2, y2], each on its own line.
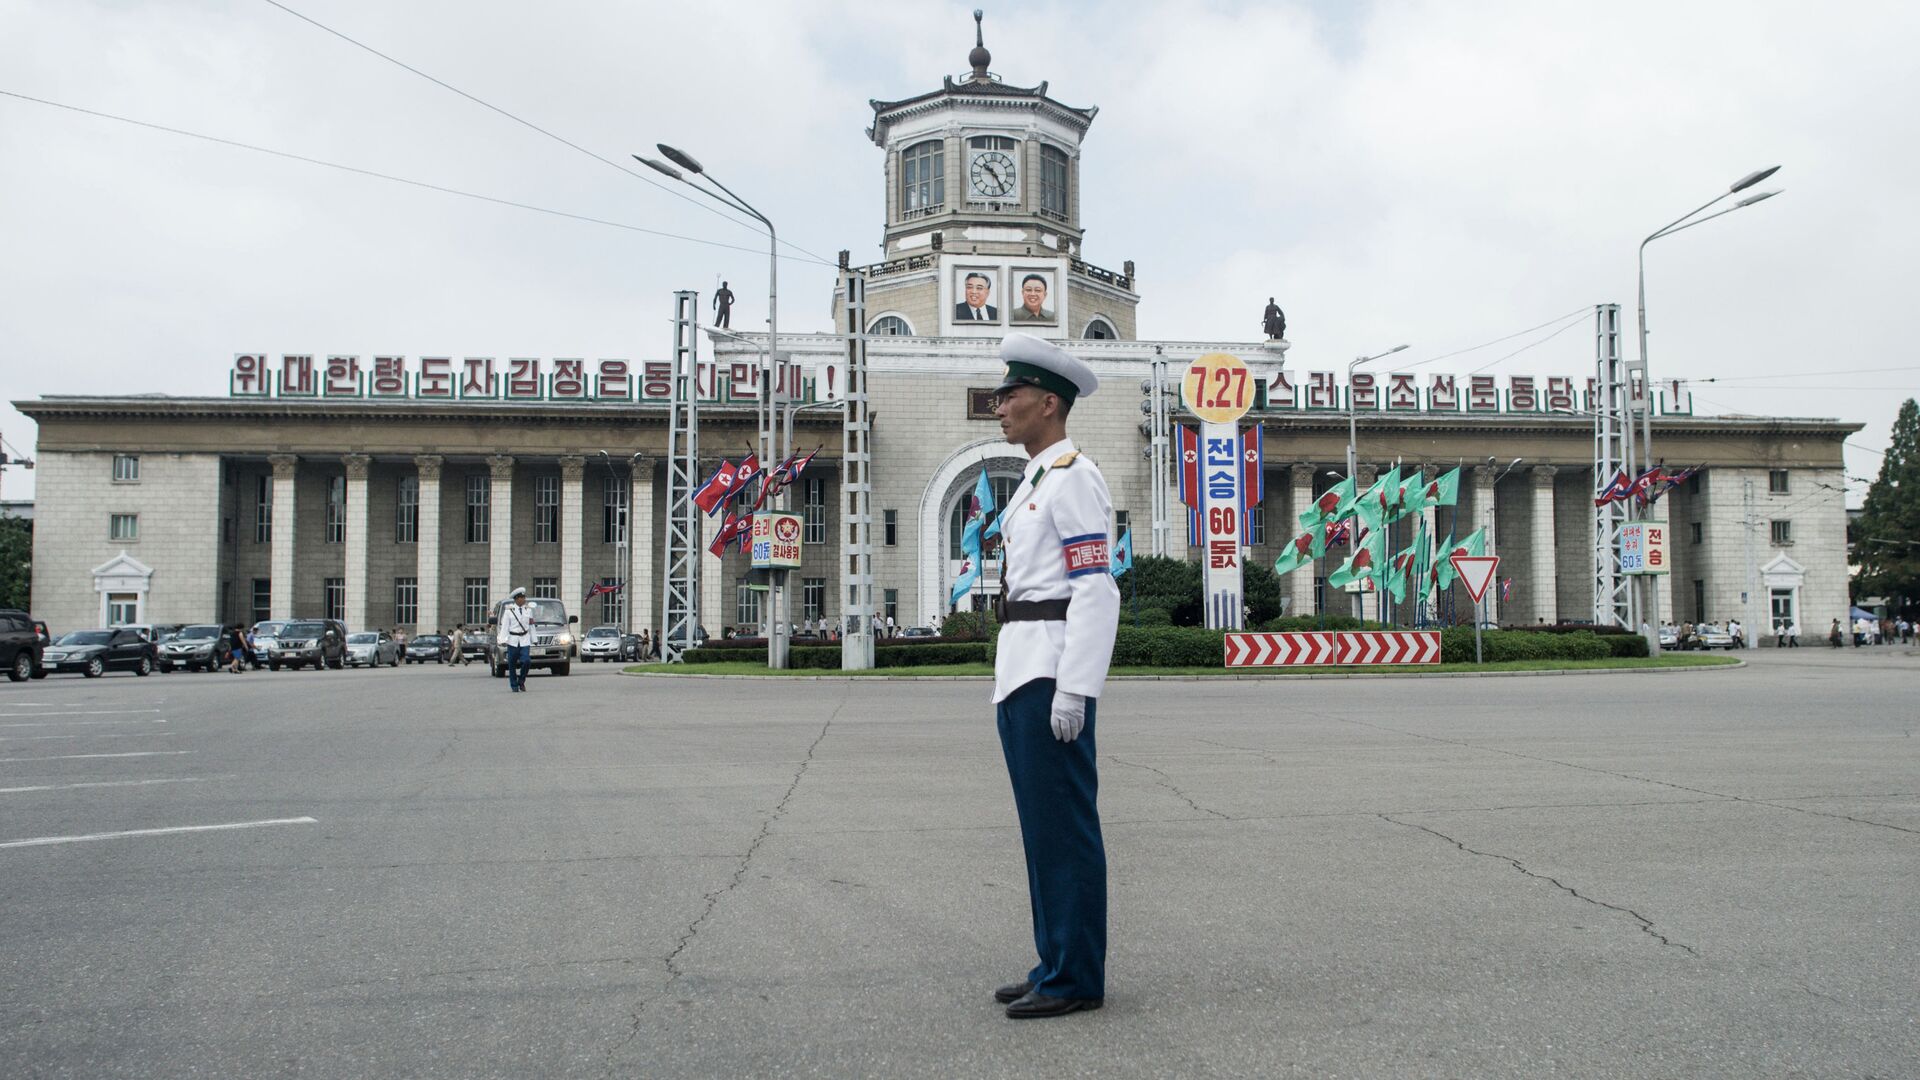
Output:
[344, 631, 400, 667]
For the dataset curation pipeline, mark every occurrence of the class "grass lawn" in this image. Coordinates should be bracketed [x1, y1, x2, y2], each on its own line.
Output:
[621, 655, 1740, 678]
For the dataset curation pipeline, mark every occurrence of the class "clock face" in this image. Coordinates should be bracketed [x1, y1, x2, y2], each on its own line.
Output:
[969, 151, 1017, 198]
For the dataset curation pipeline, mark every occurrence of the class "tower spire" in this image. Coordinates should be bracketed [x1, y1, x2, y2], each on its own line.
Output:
[967, 9, 992, 82]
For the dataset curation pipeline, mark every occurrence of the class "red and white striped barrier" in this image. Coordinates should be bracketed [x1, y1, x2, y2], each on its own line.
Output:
[1223, 630, 1441, 668]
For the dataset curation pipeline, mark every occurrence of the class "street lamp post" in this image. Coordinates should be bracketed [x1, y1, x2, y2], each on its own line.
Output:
[637, 144, 791, 668]
[1635, 165, 1783, 654]
[1347, 344, 1408, 621]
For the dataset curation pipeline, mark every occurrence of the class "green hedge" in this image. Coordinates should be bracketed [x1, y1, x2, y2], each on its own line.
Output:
[681, 642, 991, 668]
[1112, 625, 1227, 667]
[1439, 628, 1613, 663]
[1256, 614, 1389, 632]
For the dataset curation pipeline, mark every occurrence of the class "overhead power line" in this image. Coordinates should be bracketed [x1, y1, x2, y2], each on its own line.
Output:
[0, 90, 836, 266]
[1466, 309, 1592, 375]
[1401, 306, 1591, 372]
[256, 0, 836, 267]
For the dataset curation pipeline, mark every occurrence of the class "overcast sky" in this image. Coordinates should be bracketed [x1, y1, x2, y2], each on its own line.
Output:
[4, 0, 1915, 506]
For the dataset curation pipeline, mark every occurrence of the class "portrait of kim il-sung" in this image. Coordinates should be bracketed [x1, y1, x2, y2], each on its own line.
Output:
[1009, 269, 1057, 326]
[952, 267, 1000, 326]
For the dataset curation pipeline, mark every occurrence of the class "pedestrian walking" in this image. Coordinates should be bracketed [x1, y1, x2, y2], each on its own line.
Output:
[1787, 620, 1800, 647]
[450, 625, 466, 664]
[498, 589, 535, 691]
[1830, 619, 1844, 647]
[885, 614, 897, 638]
[638, 629, 652, 660]
[984, 334, 1119, 1020]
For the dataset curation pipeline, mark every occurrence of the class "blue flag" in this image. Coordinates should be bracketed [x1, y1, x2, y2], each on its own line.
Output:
[1110, 528, 1134, 578]
[951, 469, 996, 607]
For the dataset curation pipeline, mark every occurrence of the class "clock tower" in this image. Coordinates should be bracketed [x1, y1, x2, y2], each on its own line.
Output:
[843, 11, 1140, 341]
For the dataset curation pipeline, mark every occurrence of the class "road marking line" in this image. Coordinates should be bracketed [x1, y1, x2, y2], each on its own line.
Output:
[0, 719, 169, 729]
[0, 751, 194, 763]
[0, 777, 206, 795]
[0, 710, 164, 718]
[0, 817, 317, 849]
[0, 732, 169, 742]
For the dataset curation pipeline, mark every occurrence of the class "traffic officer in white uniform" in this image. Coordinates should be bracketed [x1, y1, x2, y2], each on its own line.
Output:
[987, 333, 1120, 1019]
[498, 586, 535, 692]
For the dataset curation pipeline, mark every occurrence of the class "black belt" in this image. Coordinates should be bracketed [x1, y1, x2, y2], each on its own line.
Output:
[1001, 598, 1071, 622]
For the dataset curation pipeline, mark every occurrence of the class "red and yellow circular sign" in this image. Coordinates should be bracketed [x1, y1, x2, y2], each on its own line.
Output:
[1181, 352, 1255, 424]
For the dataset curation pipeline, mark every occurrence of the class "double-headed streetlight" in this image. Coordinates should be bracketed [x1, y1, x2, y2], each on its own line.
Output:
[1635, 165, 1783, 654]
[1346, 343, 1408, 621]
[636, 144, 793, 668]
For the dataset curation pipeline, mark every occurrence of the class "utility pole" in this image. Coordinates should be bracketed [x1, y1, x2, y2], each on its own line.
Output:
[1743, 477, 1759, 649]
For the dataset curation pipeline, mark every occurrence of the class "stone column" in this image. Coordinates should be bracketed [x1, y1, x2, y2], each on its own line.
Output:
[630, 461, 655, 635]
[1530, 466, 1558, 625]
[1472, 464, 1499, 623]
[487, 455, 515, 605]
[701, 542, 728, 640]
[342, 454, 371, 631]
[1288, 464, 1317, 617]
[268, 454, 299, 620]
[559, 456, 586, 623]
[414, 456, 442, 631]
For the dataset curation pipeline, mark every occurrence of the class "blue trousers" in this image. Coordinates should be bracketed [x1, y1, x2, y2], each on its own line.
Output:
[505, 644, 531, 689]
[996, 678, 1107, 1000]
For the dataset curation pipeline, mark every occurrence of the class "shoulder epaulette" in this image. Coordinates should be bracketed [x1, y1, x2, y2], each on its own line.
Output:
[1051, 450, 1081, 469]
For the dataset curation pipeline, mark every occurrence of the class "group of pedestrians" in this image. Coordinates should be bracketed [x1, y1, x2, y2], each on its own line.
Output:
[1831, 615, 1913, 647]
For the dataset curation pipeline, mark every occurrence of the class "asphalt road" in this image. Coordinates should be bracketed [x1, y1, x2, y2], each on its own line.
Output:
[2, 647, 1915, 1079]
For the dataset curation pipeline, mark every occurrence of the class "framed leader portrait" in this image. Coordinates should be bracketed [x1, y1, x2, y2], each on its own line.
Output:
[950, 266, 1001, 331]
[1008, 268, 1058, 327]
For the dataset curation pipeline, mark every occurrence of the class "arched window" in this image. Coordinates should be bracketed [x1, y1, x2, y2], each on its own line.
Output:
[950, 475, 1022, 552]
[901, 139, 944, 215]
[1082, 316, 1118, 340]
[1040, 145, 1070, 219]
[867, 314, 913, 337]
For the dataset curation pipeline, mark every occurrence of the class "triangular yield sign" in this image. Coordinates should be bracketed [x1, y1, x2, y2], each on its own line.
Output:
[1451, 554, 1502, 603]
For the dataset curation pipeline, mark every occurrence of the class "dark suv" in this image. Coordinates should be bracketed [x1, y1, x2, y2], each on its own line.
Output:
[267, 619, 347, 670]
[2, 609, 44, 682]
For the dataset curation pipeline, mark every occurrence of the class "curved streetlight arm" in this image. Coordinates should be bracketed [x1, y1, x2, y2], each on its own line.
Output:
[1645, 191, 1783, 247]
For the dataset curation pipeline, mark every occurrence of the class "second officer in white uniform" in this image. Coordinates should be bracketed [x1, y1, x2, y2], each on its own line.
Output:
[986, 333, 1120, 1019]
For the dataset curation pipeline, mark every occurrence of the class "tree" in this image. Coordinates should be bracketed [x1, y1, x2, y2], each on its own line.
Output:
[0, 517, 29, 611]
[1242, 558, 1283, 625]
[1852, 398, 1920, 614]
[1128, 555, 1202, 626]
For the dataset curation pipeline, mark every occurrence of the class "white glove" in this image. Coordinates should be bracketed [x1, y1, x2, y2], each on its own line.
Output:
[1050, 691, 1087, 743]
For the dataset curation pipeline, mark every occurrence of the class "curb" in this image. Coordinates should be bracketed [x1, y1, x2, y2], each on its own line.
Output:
[619, 659, 1745, 682]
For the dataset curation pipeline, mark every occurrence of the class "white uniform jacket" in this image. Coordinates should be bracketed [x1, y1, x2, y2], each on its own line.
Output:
[497, 603, 536, 647]
[992, 437, 1122, 704]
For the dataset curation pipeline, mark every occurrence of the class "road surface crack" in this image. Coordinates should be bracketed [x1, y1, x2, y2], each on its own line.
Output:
[1380, 814, 1698, 957]
[1110, 755, 1231, 819]
[605, 685, 847, 1072]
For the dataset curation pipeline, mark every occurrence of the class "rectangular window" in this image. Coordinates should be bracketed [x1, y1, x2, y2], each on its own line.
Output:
[534, 475, 560, 544]
[112, 454, 140, 483]
[396, 475, 418, 543]
[466, 474, 490, 543]
[883, 588, 899, 624]
[1694, 579, 1707, 622]
[603, 474, 628, 545]
[803, 577, 825, 622]
[599, 577, 626, 627]
[532, 576, 558, 600]
[1248, 505, 1266, 545]
[1040, 144, 1070, 218]
[883, 509, 898, 547]
[255, 474, 272, 544]
[804, 477, 826, 544]
[1690, 521, 1702, 544]
[1768, 469, 1790, 495]
[736, 581, 762, 629]
[464, 578, 490, 626]
[107, 594, 138, 626]
[252, 579, 271, 624]
[1770, 519, 1792, 545]
[900, 139, 944, 214]
[323, 577, 345, 623]
[1314, 575, 1327, 615]
[395, 577, 418, 625]
[109, 513, 138, 541]
[326, 475, 347, 544]
[1770, 588, 1794, 630]
[1114, 510, 1130, 537]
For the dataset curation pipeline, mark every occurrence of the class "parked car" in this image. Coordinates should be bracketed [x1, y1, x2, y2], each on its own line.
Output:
[578, 625, 624, 663]
[620, 632, 646, 661]
[1, 608, 45, 681]
[1658, 625, 1678, 650]
[484, 598, 576, 678]
[41, 628, 158, 677]
[1694, 623, 1735, 650]
[900, 626, 937, 638]
[458, 630, 491, 664]
[160, 624, 236, 671]
[267, 619, 347, 670]
[251, 620, 289, 658]
[405, 634, 452, 663]
[345, 630, 400, 667]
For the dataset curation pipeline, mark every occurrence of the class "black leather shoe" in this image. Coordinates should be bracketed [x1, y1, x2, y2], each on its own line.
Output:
[993, 980, 1033, 1005]
[1005, 991, 1102, 1019]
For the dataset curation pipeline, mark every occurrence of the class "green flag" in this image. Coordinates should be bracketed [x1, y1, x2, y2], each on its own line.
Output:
[1435, 527, 1487, 590]
[1393, 470, 1431, 522]
[1326, 523, 1376, 588]
[1385, 515, 1427, 603]
[1355, 467, 1399, 528]
[1272, 527, 1325, 577]
[1299, 475, 1357, 530]
[1426, 532, 1453, 597]
[1422, 466, 1462, 508]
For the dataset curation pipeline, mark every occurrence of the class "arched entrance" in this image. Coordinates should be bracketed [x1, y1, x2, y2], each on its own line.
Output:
[916, 439, 1029, 628]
